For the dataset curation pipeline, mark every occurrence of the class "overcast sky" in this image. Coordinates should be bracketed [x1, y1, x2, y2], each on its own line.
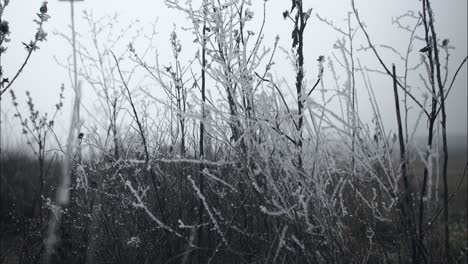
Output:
[1, 0, 466, 147]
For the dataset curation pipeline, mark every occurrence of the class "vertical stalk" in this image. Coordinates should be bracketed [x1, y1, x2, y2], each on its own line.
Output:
[392, 64, 418, 262]
[418, 4, 438, 260]
[347, 12, 357, 190]
[197, 11, 207, 262]
[39, 140, 44, 229]
[293, 0, 305, 168]
[439, 60, 450, 262]
[112, 100, 119, 159]
[70, 1, 78, 94]
[425, 0, 450, 259]
[393, 64, 409, 209]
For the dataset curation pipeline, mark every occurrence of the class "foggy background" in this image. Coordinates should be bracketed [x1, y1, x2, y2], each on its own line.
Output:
[0, 1, 466, 262]
[1, 0, 466, 149]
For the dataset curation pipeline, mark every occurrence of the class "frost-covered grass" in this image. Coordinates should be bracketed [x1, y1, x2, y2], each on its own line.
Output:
[0, 144, 466, 263]
[1, 0, 467, 263]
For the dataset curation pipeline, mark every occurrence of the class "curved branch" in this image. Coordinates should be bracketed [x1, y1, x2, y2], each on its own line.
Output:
[351, 0, 430, 118]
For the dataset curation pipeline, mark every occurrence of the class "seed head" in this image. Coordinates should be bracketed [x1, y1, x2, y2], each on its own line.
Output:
[442, 39, 449, 48]
[40, 1, 48, 14]
[0, 21, 10, 35]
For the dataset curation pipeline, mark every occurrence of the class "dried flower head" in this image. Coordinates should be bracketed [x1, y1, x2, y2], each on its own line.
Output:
[442, 38, 449, 48]
[40, 1, 48, 14]
[0, 21, 10, 35]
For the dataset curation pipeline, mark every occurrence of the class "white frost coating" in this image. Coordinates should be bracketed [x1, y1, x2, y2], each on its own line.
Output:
[259, 204, 297, 217]
[251, 180, 263, 194]
[127, 236, 141, 247]
[272, 225, 288, 263]
[137, 158, 238, 167]
[124, 180, 183, 238]
[178, 219, 208, 229]
[202, 168, 237, 192]
[291, 235, 305, 251]
[187, 175, 228, 247]
[350, 180, 390, 222]
[75, 164, 88, 190]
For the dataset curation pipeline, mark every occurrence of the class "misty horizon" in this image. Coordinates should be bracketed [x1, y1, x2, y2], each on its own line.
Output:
[0, 1, 466, 263]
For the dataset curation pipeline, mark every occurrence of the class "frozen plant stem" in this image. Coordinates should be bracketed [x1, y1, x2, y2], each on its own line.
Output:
[287, 0, 311, 168]
[111, 51, 149, 162]
[424, 0, 450, 259]
[197, 8, 207, 262]
[0, 1, 50, 96]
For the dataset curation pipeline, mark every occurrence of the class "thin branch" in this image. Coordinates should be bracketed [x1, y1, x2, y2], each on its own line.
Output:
[110, 50, 149, 162]
[351, 0, 429, 117]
